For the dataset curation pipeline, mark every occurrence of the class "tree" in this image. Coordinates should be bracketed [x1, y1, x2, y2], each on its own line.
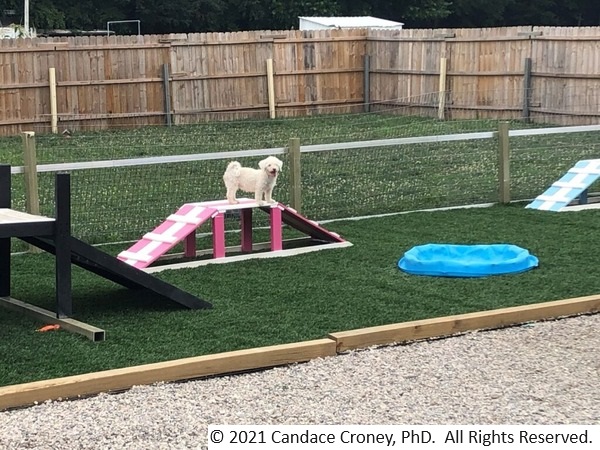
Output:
[2, 0, 597, 34]
[444, 0, 599, 27]
[227, 0, 340, 31]
[0, 0, 65, 29]
[133, 0, 227, 33]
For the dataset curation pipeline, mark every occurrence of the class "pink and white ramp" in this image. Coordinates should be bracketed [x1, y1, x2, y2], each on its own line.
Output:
[117, 202, 221, 269]
[119, 198, 352, 272]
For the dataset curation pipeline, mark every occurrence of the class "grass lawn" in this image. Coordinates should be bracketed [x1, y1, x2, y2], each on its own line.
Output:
[2, 203, 600, 387]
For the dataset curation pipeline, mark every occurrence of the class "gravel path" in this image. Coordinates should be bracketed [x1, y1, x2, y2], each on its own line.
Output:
[1, 313, 598, 449]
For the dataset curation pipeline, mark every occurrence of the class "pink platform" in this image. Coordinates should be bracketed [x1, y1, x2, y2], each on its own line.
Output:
[118, 198, 345, 269]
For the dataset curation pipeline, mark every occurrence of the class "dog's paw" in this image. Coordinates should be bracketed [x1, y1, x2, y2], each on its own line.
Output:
[227, 199, 239, 204]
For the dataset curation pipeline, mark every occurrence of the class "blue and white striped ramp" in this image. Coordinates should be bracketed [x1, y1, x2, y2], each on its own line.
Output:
[526, 159, 600, 212]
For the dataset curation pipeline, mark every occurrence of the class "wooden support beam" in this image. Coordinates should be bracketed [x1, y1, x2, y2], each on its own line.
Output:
[266, 58, 276, 119]
[497, 121, 511, 204]
[288, 138, 302, 214]
[48, 68, 58, 134]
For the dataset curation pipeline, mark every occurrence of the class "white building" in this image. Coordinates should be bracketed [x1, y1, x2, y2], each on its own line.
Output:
[298, 16, 404, 31]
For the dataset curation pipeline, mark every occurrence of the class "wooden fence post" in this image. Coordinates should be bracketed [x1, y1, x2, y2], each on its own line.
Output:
[48, 68, 58, 134]
[363, 54, 371, 113]
[266, 58, 276, 119]
[288, 138, 301, 213]
[22, 131, 42, 253]
[437, 57, 448, 120]
[497, 121, 511, 204]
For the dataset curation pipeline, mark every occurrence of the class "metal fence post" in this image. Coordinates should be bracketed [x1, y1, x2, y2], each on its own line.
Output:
[288, 138, 301, 213]
[522, 57, 532, 122]
[363, 54, 370, 113]
[497, 121, 511, 204]
[162, 63, 172, 127]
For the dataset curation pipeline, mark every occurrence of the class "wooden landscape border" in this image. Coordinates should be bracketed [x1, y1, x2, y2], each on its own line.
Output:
[329, 294, 600, 351]
[1, 294, 599, 411]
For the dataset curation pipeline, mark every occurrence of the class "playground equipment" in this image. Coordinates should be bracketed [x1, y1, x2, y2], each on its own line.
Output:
[398, 243, 539, 278]
[0, 165, 211, 342]
[118, 198, 351, 272]
[526, 159, 600, 211]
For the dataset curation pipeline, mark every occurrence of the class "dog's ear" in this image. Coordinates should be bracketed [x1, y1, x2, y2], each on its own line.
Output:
[258, 158, 267, 169]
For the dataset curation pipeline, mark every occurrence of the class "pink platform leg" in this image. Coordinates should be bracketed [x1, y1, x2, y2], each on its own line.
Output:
[212, 212, 226, 258]
[184, 232, 196, 258]
[270, 206, 283, 251]
[241, 208, 253, 252]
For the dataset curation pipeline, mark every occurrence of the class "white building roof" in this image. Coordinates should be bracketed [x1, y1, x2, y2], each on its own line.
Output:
[299, 16, 404, 30]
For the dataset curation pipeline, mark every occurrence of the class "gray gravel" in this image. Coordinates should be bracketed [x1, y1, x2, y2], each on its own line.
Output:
[1, 313, 599, 449]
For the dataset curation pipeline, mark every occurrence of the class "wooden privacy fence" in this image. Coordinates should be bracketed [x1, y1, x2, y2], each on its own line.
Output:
[368, 26, 600, 124]
[0, 26, 599, 136]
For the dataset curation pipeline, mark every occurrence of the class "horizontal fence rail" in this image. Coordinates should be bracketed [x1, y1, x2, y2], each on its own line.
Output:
[11, 124, 600, 175]
[509, 124, 600, 137]
[10, 148, 287, 174]
[301, 131, 497, 153]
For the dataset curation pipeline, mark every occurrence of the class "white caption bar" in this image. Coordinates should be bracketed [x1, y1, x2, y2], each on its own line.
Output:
[208, 425, 597, 449]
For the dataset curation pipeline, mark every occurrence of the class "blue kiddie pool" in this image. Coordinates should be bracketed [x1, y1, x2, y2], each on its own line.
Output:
[398, 244, 539, 278]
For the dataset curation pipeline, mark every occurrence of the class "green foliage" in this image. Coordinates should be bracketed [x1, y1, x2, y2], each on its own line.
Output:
[446, 0, 599, 27]
[1, 0, 596, 34]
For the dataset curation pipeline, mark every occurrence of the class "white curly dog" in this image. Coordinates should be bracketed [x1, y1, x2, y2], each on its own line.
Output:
[223, 156, 283, 205]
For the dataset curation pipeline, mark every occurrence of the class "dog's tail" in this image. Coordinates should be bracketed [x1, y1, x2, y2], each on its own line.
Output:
[225, 161, 242, 177]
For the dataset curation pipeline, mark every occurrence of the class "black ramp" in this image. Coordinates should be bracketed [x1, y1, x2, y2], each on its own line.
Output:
[23, 235, 212, 310]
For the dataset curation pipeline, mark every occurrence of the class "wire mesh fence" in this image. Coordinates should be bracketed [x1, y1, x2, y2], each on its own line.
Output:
[300, 139, 499, 221]
[510, 129, 600, 201]
[2, 111, 599, 254]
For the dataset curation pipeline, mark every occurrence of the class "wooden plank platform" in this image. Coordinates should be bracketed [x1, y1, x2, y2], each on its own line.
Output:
[0, 208, 55, 239]
[0, 208, 54, 224]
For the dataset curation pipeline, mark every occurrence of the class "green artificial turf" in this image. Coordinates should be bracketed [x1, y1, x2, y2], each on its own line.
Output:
[2, 204, 600, 387]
